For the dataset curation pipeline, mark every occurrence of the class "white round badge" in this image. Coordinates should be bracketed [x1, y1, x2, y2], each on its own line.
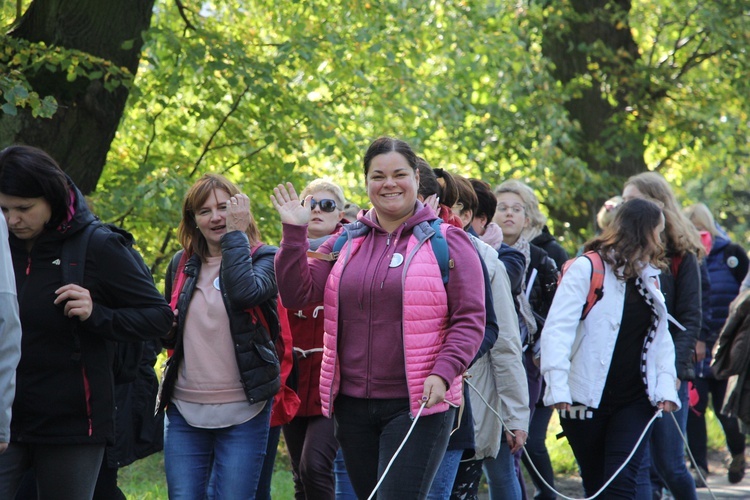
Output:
[727, 256, 739, 269]
[389, 253, 404, 268]
[213, 277, 221, 291]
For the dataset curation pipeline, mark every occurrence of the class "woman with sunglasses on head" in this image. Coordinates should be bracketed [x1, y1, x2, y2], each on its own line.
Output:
[280, 179, 347, 500]
[623, 172, 703, 500]
[159, 173, 281, 499]
[272, 136, 485, 499]
[542, 198, 680, 499]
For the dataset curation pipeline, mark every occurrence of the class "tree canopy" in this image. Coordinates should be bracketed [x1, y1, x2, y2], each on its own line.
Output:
[2, 0, 748, 276]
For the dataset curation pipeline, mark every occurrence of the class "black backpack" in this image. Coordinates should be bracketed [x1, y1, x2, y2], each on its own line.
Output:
[60, 219, 150, 384]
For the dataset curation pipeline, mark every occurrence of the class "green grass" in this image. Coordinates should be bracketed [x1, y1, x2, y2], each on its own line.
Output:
[120, 405, 729, 498]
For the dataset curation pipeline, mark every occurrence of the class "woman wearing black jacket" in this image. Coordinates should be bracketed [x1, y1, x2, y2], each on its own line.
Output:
[0, 146, 172, 499]
[624, 171, 703, 500]
[159, 174, 281, 499]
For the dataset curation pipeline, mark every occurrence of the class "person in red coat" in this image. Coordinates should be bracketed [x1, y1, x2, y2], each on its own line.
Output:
[280, 179, 347, 499]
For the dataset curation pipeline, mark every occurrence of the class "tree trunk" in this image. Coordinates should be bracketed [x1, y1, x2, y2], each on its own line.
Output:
[542, 0, 649, 229]
[0, 0, 155, 194]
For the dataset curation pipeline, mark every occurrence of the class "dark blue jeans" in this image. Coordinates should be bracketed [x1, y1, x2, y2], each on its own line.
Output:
[561, 397, 654, 499]
[333, 395, 455, 499]
[687, 377, 746, 471]
[522, 405, 557, 500]
[635, 383, 697, 500]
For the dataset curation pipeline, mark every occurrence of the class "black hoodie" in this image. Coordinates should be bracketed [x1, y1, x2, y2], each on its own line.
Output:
[7, 179, 172, 445]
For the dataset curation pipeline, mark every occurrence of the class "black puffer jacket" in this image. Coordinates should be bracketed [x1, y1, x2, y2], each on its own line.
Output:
[161, 231, 281, 408]
[531, 226, 569, 270]
[660, 251, 702, 381]
[8, 181, 172, 445]
[528, 243, 559, 330]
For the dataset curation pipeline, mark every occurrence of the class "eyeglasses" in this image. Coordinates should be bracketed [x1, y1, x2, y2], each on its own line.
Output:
[496, 203, 525, 214]
[303, 198, 338, 213]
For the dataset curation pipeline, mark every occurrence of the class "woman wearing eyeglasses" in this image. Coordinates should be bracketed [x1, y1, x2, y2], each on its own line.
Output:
[272, 136, 485, 499]
[280, 179, 347, 500]
[489, 179, 559, 498]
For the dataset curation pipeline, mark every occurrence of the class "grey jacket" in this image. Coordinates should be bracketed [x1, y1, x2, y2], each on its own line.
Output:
[0, 217, 22, 444]
[467, 236, 529, 459]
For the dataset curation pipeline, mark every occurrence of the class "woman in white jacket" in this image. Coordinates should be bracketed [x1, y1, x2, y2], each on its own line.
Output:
[541, 197, 679, 499]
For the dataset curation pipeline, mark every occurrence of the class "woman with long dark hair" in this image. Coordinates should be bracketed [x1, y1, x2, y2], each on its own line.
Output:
[541, 198, 679, 498]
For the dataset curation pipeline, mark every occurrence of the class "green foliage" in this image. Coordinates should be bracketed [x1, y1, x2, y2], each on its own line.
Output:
[0, 35, 134, 117]
[2, 0, 746, 273]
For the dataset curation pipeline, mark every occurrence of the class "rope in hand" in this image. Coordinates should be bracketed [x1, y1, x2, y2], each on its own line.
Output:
[366, 401, 427, 500]
[670, 410, 718, 500]
[465, 379, 692, 500]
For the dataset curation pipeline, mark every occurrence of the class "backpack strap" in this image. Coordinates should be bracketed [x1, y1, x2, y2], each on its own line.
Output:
[168, 250, 188, 311]
[559, 251, 604, 320]
[330, 219, 452, 284]
[670, 254, 683, 278]
[60, 221, 100, 362]
[428, 219, 452, 285]
[60, 221, 100, 286]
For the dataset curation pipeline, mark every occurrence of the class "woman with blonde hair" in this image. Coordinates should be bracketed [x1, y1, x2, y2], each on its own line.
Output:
[492, 179, 559, 499]
[623, 171, 702, 500]
[281, 178, 347, 499]
[684, 202, 748, 484]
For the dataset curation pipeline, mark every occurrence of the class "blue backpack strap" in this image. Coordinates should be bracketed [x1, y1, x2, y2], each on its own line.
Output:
[332, 230, 348, 255]
[333, 219, 451, 284]
[428, 219, 451, 285]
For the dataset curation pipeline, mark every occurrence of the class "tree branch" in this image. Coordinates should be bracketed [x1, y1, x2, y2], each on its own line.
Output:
[189, 84, 251, 178]
[175, 0, 197, 31]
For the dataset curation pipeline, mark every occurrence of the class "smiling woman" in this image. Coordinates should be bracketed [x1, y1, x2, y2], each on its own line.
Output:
[271, 136, 486, 498]
[159, 173, 281, 499]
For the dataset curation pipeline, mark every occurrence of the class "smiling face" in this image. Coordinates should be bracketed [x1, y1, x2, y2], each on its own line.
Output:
[307, 189, 344, 239]
[366, 151, 419, 231]
[0, 193, 52, 250]
[493, 191, 528, 245]
[194, 188, 230, 256]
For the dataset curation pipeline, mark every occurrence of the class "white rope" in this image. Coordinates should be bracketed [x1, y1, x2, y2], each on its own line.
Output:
[669, 411, 718, 500]
[367, 401, 427, 500]
[466, 379, 662, 500]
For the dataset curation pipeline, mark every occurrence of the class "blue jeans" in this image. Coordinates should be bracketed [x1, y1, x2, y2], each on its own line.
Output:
[483, 438, 521, 500]
[164, 403, 271, 500]
[522, 405, 556, 499]
[426, 448, 462, 499]
[562, 397, 654, 498]
[255, 424, 281, 500]
[635, 383, 697, 500]
[334, 395, 454, 499]
[334, 448, 357, 500]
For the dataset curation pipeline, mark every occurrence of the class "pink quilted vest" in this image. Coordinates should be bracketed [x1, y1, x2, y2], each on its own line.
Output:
[319, 225, 463, 417]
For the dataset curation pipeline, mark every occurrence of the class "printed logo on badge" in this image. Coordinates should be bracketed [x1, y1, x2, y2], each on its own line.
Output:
[727, 256, 739, 269]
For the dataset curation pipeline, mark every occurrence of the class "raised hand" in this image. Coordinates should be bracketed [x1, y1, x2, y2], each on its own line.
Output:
[271, 182, 312, 226]
[225, 193, 251, 233]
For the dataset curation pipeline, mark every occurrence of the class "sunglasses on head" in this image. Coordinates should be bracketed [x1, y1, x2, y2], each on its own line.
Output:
[303, 198, 338, 213]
